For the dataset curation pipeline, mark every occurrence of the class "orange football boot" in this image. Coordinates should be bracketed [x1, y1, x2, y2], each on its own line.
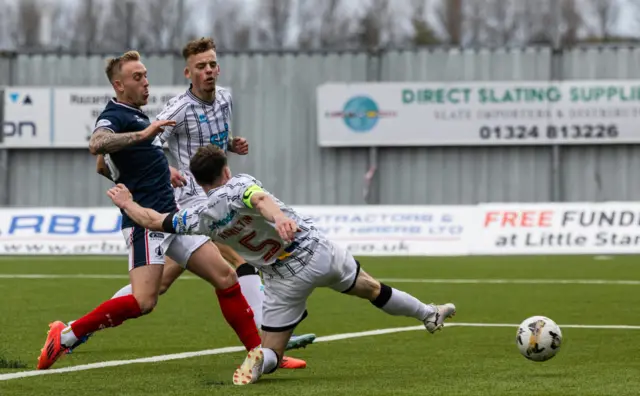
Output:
[37, 321, 67, 370]
[279, 355, 307, 369]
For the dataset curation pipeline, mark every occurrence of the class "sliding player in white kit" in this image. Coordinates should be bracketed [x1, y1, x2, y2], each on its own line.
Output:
[80, 38, 313, 368]
[106, 145, 457, 386]
[156, 38, 314, 366]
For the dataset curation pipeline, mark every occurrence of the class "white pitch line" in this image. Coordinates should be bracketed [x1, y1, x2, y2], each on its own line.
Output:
[448, 323, 640, 330]
[0, 274, 131, 279]
[1, 274, 640, 285]
[2, 322, 640, 382]
[379, 278, 640, 285]
[0, 325, 423, 381]
[0, 256, 121, 261]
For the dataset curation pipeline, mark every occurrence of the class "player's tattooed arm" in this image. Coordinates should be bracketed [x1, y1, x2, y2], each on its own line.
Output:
[88, 120, 176, 155]
[89, 128, 145, 154]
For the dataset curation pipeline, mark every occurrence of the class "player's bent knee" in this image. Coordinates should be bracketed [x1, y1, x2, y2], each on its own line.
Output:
[214, 264, 238, 289]
[129, 264, 163, 313]
[133, 294, 159, 315]
[187, 242, 239, 290]
[347, 270, 382, 301]
[158, 283, 170, 296]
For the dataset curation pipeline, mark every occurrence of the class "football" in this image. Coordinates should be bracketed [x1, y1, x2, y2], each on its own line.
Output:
[516, 316, 563, 362]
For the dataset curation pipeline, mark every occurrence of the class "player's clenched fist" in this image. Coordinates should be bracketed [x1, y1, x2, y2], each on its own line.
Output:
[230, 137, 249, 155]
[169, 166, 187, 187]
[274, 214, 299, 244]
[107, 183, 133, 208]
[142, 120, 176, 140]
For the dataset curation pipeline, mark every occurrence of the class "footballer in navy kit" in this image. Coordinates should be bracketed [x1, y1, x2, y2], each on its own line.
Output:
[94, 98, 176, 235]
[90, 74, 204, 271]
[36, 50, 262, 371]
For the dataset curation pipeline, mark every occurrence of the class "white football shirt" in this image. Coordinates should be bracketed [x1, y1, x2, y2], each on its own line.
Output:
[170, 174, 320, 278]
[157, 85, 233, 171]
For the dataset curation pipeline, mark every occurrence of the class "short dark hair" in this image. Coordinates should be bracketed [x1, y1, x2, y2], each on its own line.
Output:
[190, 145, 227, 185]
[182, 37, 216, 60]
[105, 50, 140, 83]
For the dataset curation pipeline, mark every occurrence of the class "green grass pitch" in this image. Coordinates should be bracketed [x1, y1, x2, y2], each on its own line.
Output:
[0, 255, 639, 395]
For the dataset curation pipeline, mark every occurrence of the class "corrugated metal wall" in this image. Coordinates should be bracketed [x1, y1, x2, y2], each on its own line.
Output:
[1, 46, 640, 207]
[559, 47, 640, 203]
[11, 53, 184, 86]
[0, 55, 11, 86]
[7, 149, 113, 207]
[218, 52, 371, 205]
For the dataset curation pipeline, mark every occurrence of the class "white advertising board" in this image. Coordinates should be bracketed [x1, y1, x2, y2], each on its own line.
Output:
[53, 87, 186, 147]
[1, 86, 187, 148]
[473, 202, 640, 255]
[317, 80, 640, 147]
[1, 203, 638, 256]
[2, 88, 52, 148]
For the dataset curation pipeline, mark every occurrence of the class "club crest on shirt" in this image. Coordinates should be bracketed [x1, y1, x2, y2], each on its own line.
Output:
[197, 113, 209, 124]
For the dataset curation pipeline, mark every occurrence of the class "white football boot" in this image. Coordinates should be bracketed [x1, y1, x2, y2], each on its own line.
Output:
[424, 303, 456, 333]
[233, 347, 264, 385]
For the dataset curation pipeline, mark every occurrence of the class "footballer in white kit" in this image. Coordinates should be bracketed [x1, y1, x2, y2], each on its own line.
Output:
[157, 84, 233, 207]
[107, 145, 458, 386]
[157, 38, 315, 360]
[169, 172, 342, 331]
[152, 38, 316, 357]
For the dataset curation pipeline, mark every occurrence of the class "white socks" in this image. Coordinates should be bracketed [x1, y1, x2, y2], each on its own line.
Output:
[112, 284, 133, 299]
[236, 264, 265, 329]
[372, 283, 435, 321]
[60, 324, 79, 347]
[262, 348, 279, 374]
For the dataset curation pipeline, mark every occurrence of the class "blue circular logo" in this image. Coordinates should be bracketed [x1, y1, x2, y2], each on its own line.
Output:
[342, 96, 379, 132]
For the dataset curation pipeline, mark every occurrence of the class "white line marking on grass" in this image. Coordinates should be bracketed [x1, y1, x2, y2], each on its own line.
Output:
[448, 323, 640, 330]
[2, 274, 640, 285]
[593, 256, 614, 261]
[0, 346, 245, 381]
[0, 256, 115, 261]
[2, 322, 640, 381]
[0, 274, 131, 279]
[379, 278, 640, 285]
[0, 326, 422, 381]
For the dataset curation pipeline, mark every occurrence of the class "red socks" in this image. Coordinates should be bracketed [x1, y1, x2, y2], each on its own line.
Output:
[68, 284, 260, 352]
[216, 282, 261, 351]
[71, 295, 142, 337]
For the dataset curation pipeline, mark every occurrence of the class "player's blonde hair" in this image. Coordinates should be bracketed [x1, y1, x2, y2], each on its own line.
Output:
[182, 37, 216, 60]
[190, 145, 227, 185]
[105, 50, 141, 83]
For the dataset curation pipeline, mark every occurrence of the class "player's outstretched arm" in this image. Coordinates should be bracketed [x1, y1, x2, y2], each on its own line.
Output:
[245, 188, 298, 243]
[246, 190, 282, 222]
[89, 119, 176, 155]
[106, 184, 167, 231]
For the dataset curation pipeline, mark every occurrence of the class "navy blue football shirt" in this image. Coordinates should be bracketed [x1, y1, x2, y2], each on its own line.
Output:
[94, 99, 176, 229]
